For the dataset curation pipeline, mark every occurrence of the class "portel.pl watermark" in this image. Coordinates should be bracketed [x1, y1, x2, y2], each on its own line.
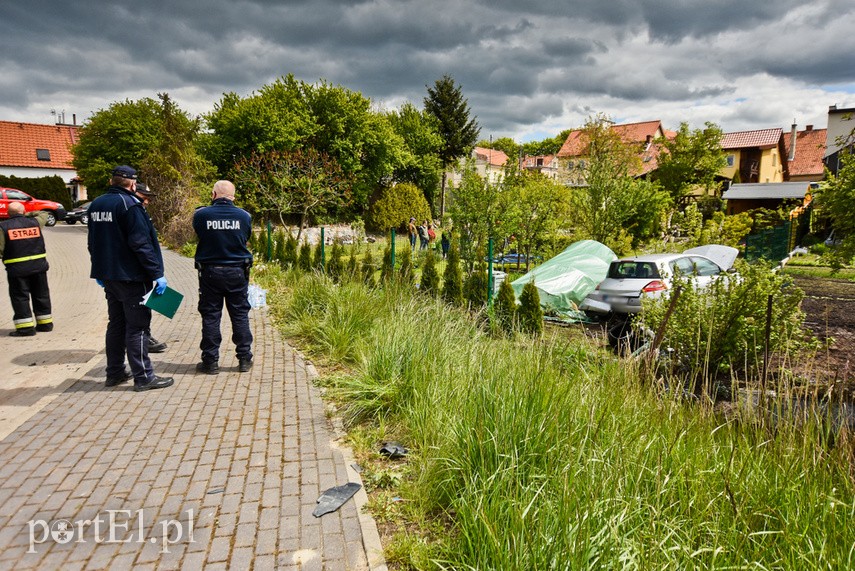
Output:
[28, 509, 195, 554]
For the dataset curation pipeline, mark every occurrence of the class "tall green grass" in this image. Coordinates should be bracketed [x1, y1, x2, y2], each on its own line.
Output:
[261, 269, 855, 570]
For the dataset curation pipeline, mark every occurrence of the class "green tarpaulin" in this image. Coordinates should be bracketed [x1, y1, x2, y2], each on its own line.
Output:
[511, 240, 616, 317]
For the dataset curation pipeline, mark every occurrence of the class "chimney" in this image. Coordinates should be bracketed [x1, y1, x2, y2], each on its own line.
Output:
[72, 114, 76, 126]
[788, 121, 797, 162]
[806, 124, 813, 131]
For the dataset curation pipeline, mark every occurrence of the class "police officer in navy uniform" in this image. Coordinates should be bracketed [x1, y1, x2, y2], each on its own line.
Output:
[193, 180, 253, 374]
[88, 165, 174, 392]
[0, 202, 53, 336]
[134, 182, 168, 354]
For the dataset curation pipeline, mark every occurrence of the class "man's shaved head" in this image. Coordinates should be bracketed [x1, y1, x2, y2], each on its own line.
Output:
[212, 180, 236, 200]
[8, 202, 24, 216]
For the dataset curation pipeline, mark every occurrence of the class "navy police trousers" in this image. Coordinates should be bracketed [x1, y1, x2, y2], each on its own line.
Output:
[197, 266, 252, 364]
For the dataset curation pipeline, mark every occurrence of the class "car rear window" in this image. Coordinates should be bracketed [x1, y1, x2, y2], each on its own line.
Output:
[607, 261, 660, 279]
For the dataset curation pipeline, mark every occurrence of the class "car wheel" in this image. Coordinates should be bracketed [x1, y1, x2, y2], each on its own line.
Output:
[607, 317, 639, 354]
[81, 214, 88, 225]
[44, 211, 57, 227]
[65, 218, 77, 225]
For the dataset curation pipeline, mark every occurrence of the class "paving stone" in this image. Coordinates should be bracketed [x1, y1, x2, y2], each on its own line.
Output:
[0, 230, 374, 570]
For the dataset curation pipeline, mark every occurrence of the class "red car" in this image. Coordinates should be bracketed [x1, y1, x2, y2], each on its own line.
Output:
[0, 187, 67, 227]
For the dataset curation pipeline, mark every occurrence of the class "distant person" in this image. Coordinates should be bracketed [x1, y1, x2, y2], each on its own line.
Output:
[134, 182, 167, 354]
[407, 217, 417, 250]
[88, 165, 173, 392]
[193, 180, 253, 374]
[441, 230, 451, 259]
[418, 220, 429, 250]
[0, 202, 53, 336]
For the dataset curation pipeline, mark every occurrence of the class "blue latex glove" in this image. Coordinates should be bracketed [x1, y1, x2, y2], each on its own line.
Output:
[154, 277, 168, 295]
[96, 279, 104, 288]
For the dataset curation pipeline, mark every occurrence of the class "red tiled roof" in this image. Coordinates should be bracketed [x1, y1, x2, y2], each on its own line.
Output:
[783, 127, 827, 177]
[473, 146, 509, 167]
[720, 128, 782, 150]
[557, 120, 663, 157]
[0, 120, 79, 169]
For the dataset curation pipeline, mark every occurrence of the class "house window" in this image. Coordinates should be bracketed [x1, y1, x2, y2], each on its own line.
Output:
[772, 153, 777, 167]
[36, 149, 51, 161]
[726, 154, 735, 167]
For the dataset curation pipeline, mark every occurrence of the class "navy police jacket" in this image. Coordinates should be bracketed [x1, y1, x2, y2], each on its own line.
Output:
[192, 198, 252, 266]
[88, 186, 164, 282]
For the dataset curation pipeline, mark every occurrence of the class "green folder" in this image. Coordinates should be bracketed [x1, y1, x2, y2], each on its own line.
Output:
[143, 286, 184, 319]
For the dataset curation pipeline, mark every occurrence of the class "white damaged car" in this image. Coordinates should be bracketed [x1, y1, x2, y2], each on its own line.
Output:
[580, 245, 740, 318]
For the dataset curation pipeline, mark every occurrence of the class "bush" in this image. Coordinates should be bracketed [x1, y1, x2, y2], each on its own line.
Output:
[638, 260, 815, 381]
[274, 228, 287, 265]
[346, 247, 359, 281]
[366, 182, 432, 232]
[419, 250, 440, 296]
[463, 269, 489, 310]
[517, 281, 543, 335]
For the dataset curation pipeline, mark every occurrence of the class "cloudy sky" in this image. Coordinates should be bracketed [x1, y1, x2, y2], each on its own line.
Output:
[2, 0, 854, 142]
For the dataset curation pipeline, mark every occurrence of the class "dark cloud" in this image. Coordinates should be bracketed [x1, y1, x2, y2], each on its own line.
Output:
[0, 0, 853, 136]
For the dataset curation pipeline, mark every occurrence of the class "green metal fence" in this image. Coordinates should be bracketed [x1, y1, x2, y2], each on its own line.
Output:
[744, 207, 811, 262]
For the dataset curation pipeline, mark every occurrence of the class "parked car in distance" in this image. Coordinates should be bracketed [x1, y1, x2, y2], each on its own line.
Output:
[0, 187, 67, 227]
[64, 201, 92, 225]
[580, 245, 739, 317]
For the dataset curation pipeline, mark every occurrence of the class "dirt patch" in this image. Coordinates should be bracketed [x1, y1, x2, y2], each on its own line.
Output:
[793, 276, 855, 388]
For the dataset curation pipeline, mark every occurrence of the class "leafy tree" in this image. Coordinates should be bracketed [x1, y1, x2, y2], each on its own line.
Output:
[448, 160, 503, 266]
[518, 281, 543, 336]
[398, 247, 414, 284]
[298, 241, 312, 271]
[493, 279, 517, 333]
[234, 148, 353, 239]
[521, 129, 572, 157]
[442, 235, 464, 306]
[568, 115, 670, 253]
[499, 170, 571, 272]
[387, 103, 443, 211]
[655, 122, 727, 204]
[205, 74, 407, 217]
[366, 182, 432, 232]
[424, 75, 480, 216]
[816, 145, 855, 267]
[419, 249, 440, 296]
[72, 94, 214, 246]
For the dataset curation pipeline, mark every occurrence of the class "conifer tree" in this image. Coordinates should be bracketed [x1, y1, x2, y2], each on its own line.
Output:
[518, 281, 543, 335]
[494, 279, 517, 333]
[298, 241, 312, 271]
[463, 245, 489, 309]
[419, 249, 440, 297]
[312, 241, 325, 271]
[346, 247, 359, 281]
[274, 228, 287, 266]
[327, 241, 344, 282]
[283, 233, 298, 268]
[362, 247, 376, 287]
[399, 247, 414, 285]
[442, 234, 464, 306]
[380, 245, 394, 283]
